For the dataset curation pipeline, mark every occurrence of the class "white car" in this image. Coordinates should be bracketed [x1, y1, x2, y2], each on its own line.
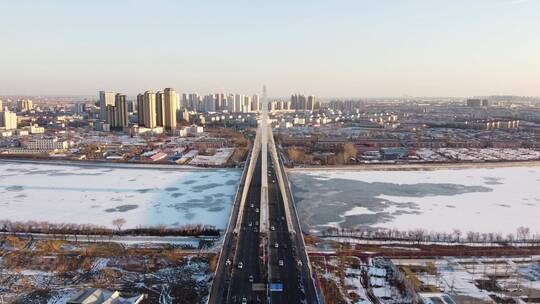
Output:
[238, 262, 243, 269]
[274, 243, 279, 248]
[279, 260, 284, 266]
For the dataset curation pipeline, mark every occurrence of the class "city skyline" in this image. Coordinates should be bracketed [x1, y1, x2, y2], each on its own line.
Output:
[1, 0, 540, 97]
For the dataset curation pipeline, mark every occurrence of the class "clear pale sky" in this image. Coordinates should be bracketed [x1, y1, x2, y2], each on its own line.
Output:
[1, 0, 539, 97]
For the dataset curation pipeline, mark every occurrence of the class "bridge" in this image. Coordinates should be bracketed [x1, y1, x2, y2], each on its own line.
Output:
[209, 87, 320, 304]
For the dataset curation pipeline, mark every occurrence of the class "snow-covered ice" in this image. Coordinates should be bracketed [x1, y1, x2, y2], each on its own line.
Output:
[0, 161, 241, 229]
[290, 166, 540, 234]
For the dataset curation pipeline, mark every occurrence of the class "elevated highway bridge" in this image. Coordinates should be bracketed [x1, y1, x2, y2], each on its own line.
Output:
[209, 88, 319, 304]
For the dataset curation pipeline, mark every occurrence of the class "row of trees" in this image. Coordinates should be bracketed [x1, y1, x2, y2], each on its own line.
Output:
[0, 219, 220, 237]
[321, 226, 540, 246]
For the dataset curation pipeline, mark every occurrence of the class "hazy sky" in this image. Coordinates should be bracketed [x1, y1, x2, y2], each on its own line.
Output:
[1, 0, 539, 97]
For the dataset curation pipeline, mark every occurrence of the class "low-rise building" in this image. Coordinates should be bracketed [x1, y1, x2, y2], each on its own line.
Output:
[67, 288, 146, 304]
[22, 137, 69, 151]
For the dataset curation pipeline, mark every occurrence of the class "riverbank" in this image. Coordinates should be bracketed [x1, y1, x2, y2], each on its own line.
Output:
[0, 157, 235, 171]
[287, 160, 540, 172]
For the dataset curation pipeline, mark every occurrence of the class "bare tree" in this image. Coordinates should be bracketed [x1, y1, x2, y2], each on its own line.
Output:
[112, 218, 126, 232]
[517, 226, 530, 243]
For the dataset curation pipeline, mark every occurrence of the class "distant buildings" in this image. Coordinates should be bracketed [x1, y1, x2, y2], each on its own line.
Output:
[252, 94, 260, 112]
[290, 94, 316, 111]
[130, 88, 178, 131]
[467, 98, 489, 107]
[17, 99, 33, 112]
[73, 102, 86, 114]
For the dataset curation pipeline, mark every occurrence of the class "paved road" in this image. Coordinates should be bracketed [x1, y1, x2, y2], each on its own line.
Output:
[267, 155, 305, 303]
[211, 131, 320, 304]
[277, 151, 320, 304]
[226, 154, 266, 304]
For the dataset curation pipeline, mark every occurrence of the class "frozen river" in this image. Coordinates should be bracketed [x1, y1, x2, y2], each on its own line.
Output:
[289, 166, 540, 235]
[0, 161, 241, 229]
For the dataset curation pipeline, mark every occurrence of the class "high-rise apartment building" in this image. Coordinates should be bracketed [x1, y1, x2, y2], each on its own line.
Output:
[99, 91, 115, 120]
[136, 91, 157, 128]
[142, 91, 157, 128]
[203, 94, 216, 112]
[307, 95, 316, 111]
[103, 93, 128, 130]
[73, 103, 86, 114]
[188, 93, 200, 111]
[0, 110, 17, 130]
[127, 100, 136, 113]
[290, 94, 314, 111]
[291, 94, 298, 110]
[181, 93, 188, 110]
[136, 94, 144, 125]
[0, 99, 3, 111]
[251, 94, 260, 112]
[234, 94, 243, 113]
[164, 88, 177, 130]
[242, 95, 251, 113]
[215, 93, 226, 111]
[155, 91, 165, 127]
[114, 94, 129, 129]
[106, 105, 117, 128]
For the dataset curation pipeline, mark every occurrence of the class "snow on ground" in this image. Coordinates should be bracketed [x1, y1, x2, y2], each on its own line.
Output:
[47, 290, 78, 304]
[394, 257, 540, 302]
[291, 166, 540, 234]
[0, 161, 241, 229]
[344, 268, 371, 304]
